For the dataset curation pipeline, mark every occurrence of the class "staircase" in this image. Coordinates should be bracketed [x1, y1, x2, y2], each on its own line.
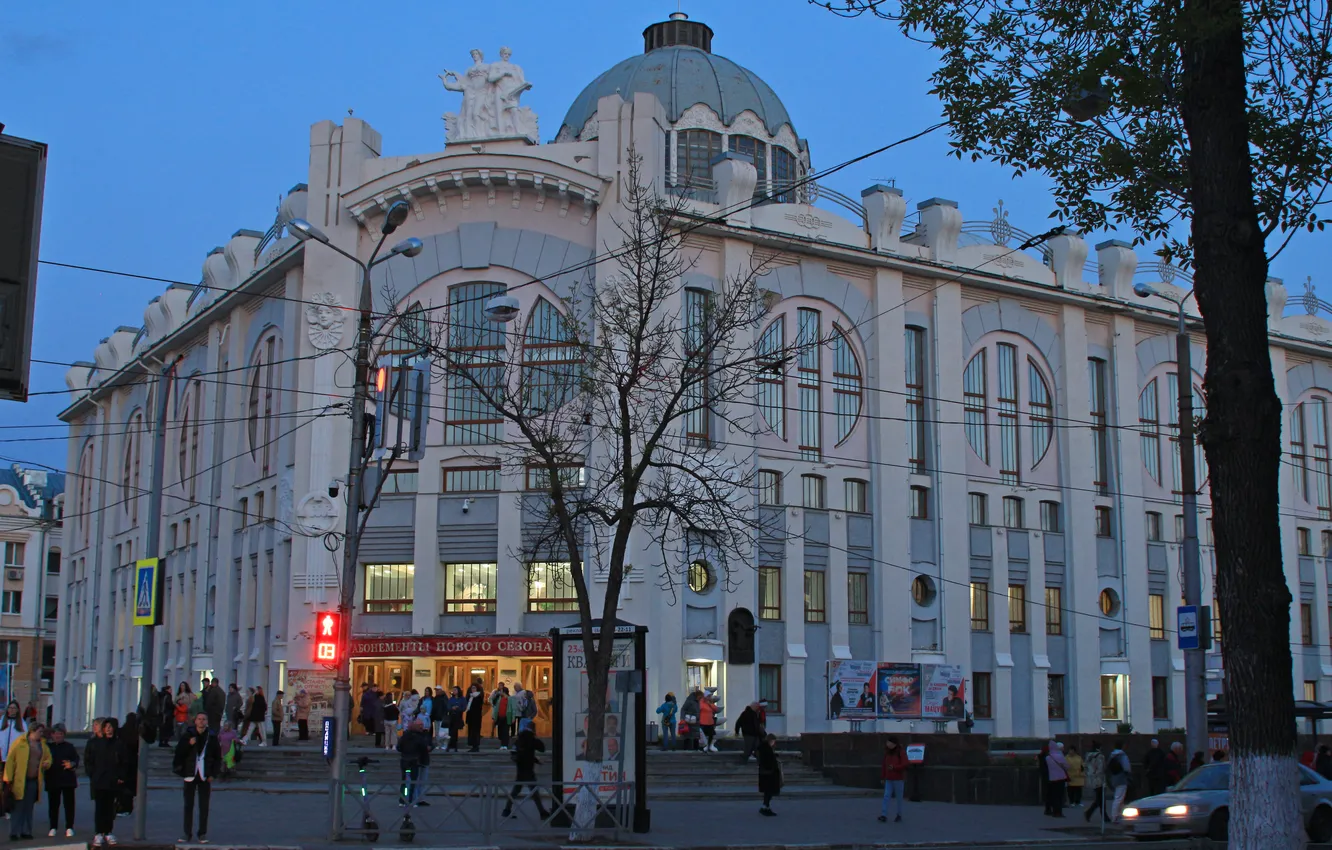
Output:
[141, 738, 861, 800]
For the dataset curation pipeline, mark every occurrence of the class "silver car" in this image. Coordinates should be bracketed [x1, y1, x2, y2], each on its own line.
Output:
[1120, 762, 1332, 842]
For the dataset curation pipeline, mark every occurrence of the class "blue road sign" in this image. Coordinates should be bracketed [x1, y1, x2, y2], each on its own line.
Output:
[1177, 605, 1200, 650]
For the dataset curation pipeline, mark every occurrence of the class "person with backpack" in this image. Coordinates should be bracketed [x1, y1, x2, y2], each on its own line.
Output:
[172, 713, 221, 844]
[1083, 741, 1106, 823]
[1106, 741, 1132, 822]
[655, 693, 678, 751]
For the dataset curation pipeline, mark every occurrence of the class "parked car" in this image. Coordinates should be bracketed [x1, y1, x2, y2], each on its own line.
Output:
[1121, 762, 1332, 842]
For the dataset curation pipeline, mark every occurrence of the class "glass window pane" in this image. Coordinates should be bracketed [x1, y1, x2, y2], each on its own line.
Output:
[831, 326, 862, 444]
[905, 327, 928, 473]
[445, 562, 497, 613]
[756, 320, 786, 438]
[527, 561, 578, 612]
[963, 350, 989, 463]
[797, 309, 822, 460]
[803, 570, 826, 623]
[997, 343, 1020, 484]
[446, 283, 506, 444]
[364, 564, 415, 613]
[848, 572, 869, 625]
[758, 567, 782, 620]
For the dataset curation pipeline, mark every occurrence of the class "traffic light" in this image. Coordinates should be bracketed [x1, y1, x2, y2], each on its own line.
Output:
[314, 611, 342, 665]
[369, 359, 429, 460]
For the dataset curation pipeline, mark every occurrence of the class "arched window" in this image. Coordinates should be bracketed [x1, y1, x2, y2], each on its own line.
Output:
[676, 129, 722, 189]
[178, 380, 201, 501]
[386, 302, 429, 354]
[771, 146, 799, 203]
[1139, 369, 1207, 497]
[683, 289, 713, 446]
[963, 337, 1057, 484]
[1291, 393, 1332, 516]
[77, 443, 94, 547]
[123, 411, 143, 524]
[247, 332, 280, 476]
[728, 135, 768, 200]
[446, 283, 505, 445]
[522, 298, 580, 415]
[756, 306, 866, 458]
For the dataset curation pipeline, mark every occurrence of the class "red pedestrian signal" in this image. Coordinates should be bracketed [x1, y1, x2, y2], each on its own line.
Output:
[314, 611, 342, 665]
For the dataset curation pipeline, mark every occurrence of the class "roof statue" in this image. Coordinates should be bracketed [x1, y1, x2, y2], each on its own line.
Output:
[439, 47, 538, 145]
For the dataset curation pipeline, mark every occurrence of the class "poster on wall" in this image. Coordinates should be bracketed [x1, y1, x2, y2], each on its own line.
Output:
[921, 664, 967, 719]
[287, 668, 337, 721]
[876, 663, 922, 718]
[560, 630, 637, 798]
[827, 660, 877, 720]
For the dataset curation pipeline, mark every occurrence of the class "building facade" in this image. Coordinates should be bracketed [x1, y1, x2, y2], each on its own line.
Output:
[56, 13, 1331, 736]
[0, 465, 63, 717]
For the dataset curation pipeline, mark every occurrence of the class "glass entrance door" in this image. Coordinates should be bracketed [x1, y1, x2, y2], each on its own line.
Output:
[523, 661, 554, 738]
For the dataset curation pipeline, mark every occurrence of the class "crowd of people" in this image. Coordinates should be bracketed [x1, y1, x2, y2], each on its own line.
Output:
[355, 679, 539, 754]
[152, 679, 314, 753]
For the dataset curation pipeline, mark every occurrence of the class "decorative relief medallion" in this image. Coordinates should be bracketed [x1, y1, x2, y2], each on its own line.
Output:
[305, 292, 345, 350]
[295, 492, 341, 535]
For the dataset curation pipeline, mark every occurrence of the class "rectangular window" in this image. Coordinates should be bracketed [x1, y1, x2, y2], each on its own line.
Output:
[758, 664, 783, 714]
[526, 465, 586, 491]
[1048, 674, 1066, 719]
[45, 551, 59, 575]
[238, 497, 248, 528]
[1, 542, 23, 568]
[844, 479, 868, 513]
[973, 672, 992, 719]
[1045, 587, 1063, 635]
[1100, 675, 1120, 719]
[803, 570, 826, 623]
[1002, 496, 1024, 530]
[1306, 680, 1318, 701]
[1153, 676, 1170, 719]
[1089, 358, 1110, 494]
[1299, 527, 1313, 556]
[757, 319, 786, 439]
[0, 640, 17, 664]
[758, 470, 782, 505]
[445, 562, 497, 613]
[43, 595, 58, 621]
[1149, 594, 1166, 639]
[446, 282, 506, 445]
[1040, 501, 1061, 533]
[848, 572, 870, 625]
[758, 566, 782, 620]
[443, 466, 501, 492]
[969, 492, 988, 526]
[996, 343, 1021, 484]
[0, 591, 21, 615]
[1213, 596, 1222, 644]
[1146, 512, 1163, 542]
[363, 564, 414, 613]
[378, 470, 419, 495]
[683, 288, 713, 447]
[677, 128, 723, 188]
[1302, 602, 1315, 646]
[1321, 530, 1331, 557]
[1293, 402, 1310, 500]
[255, 490, 265, 522]
[802, 475, 826, 509]
[796, 307, 822, 461]
[909, 486, 929, 519]
[1008, 584, 1027, 633]
[970, 582, 990, 631]
[905, 326, 928, 473]
[1095, 505, 1113, 537]
[528, 561, 578, 612]
[40, 642, 54, 694]
[1175, 515, 1185, 542]
[1314, 399, 1332, 516]
[728, 134, 769, 197]
[771, 146, 798, 203]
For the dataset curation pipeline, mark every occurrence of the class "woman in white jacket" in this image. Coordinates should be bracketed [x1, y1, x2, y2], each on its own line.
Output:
[0, 699, 28, 805]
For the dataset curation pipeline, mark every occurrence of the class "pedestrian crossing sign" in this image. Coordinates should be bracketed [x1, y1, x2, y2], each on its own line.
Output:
[133, 557, 162, 626]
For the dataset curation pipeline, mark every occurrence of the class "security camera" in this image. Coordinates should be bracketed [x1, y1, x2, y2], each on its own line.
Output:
[462, 498, 473, 514]
[328, 480, 341, 499]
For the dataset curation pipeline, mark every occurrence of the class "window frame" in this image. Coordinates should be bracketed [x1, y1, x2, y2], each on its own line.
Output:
[848, 572, 870, 625]
[1002, 496, 1025, 530]
[445, 561, 497, 613]
[1146, 511, 1163, 542]
[1152, 676, 1170, 719]
[758, 664, 783, 714]
[1045, 586, 1063, 635]
[1048, 674, 1066, 720]
[527, 561, 579, 612]
[970, 582, 990, 631]
[0, 590, 20, 615]
[909, 486, 930, 519]
[1299, 527, 1313, 556]
[364, 563, 415, 614]
[844, 479, 868, 514]
[442, 465, 501, 493]
[905, 326, 927, 473]
[758, 566, 782, 620]
[1150, 594, 1167, 640]
[1101, 674, 1121, 720]
[1095, 505, 1114, 537]
[757, 470, 783, 505]
[969, 492, 988, 526]
[1008, 584, 1027, 633]
[973, 672, 993, 719]
[445, 282, 507, 445]
[1302, 602, 1315, 646]
[1039, 501, 1061, 533]
[803, 569, 826, 623]
[801, 474, 826, 509]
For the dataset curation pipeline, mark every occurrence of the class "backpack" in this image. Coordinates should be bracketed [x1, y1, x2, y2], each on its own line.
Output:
[522, 694, 537, 720]
[1108, 754, 1125, 776]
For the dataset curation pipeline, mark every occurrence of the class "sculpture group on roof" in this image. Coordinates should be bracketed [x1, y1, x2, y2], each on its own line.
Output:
[440, 47, 538, 144]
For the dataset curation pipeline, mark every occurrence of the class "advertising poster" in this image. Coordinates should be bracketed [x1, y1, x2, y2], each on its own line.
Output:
[921, 664, 968, 719]
[876, 663, 922, 718]
[827, 660, 877, 720]
[561, 630, 637, 798]
[287, 668, 337, 721]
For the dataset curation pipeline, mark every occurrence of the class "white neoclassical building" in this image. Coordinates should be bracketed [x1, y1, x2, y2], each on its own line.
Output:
[54, 12, 1332, 737]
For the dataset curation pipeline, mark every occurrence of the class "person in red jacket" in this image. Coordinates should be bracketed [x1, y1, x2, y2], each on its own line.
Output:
[878, 737, 909, 823]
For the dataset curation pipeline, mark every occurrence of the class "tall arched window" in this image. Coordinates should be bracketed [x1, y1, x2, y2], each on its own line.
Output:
[386, 302, 429, 354]
[522, 298, 580, 415]
[755, 306, 866, 459]
[1139, 369, 1207, 498]
[962, 337, 1056, 484]
[77, 443, 94, 547]
[123, 411, 143, 524]
[676, 129, 722, 189]
[1291, 393, 1331, 516]
[178, 380, 201, 501]
[247, 333, 280, 476]
[446, 283, 505, 445]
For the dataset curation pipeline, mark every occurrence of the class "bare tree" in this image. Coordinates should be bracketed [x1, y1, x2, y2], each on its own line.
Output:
[383, 150, 799, 802]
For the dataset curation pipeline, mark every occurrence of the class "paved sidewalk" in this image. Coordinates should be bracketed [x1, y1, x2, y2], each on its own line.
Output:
[5, 791, 1130, 849]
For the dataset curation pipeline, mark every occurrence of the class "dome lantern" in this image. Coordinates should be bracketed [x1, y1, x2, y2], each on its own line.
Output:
[643, 12, 714, 54]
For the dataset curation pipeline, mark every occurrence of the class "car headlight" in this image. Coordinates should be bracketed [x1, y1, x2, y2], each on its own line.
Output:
[1122, 807, 1139, 818]
[1164, 805, 1189, 816]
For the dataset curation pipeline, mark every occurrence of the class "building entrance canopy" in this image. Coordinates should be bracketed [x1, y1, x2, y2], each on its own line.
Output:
[351, 634, 553, 658]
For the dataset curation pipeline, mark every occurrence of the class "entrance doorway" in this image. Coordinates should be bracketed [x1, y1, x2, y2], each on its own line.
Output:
[522, 661, 554, 738]
[435, 661, 498, 696]
[351, 660, 408, 734]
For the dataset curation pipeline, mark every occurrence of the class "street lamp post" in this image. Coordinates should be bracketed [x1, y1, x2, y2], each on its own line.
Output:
[289, 205, 421, 840]
[1134, 282, 1207, 762]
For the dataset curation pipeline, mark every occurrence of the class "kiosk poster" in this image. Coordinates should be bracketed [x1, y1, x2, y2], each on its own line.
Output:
[921, 664, 967, 719]
[827, 660, 877, 720]
[875, 663, 922, 718]
[561, 631, 637, 798]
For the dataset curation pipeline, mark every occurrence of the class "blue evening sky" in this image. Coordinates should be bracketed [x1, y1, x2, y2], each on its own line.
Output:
[0, 0, 1322, 471]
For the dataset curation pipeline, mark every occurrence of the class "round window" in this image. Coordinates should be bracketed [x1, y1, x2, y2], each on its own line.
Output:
[912, 575, 937, 607]
[1099, 588, 1121, 616]
[688, 560, 714, 593]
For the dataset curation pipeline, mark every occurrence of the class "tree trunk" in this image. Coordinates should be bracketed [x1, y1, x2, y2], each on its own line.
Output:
[571, 641, 610, 841]
[1179, 0, 1301, 846]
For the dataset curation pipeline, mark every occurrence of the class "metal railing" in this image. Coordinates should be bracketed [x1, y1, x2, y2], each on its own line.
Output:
[338, 764, 634, 844]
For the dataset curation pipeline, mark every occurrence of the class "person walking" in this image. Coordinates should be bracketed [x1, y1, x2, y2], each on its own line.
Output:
[492, 686, 512, 751]
[225, 685, 243, 729]
[45, 724, 79, 837]
[500, 721, 549, 820]
[293, 690, 311, 742]
[446, 687, 465, 753]
[1106, 742, 1132, 822]
[680, 690, 702, 752]
[1143, 738, 1167, 797]
[156, 686, 175, 748]
[361, 685, 385, 749]
[878, 737, 907, 823]
[5, 722, 52, 840]
[735, 701, 763, 760]
[1083, 741, 1106, 822]
[246, 687, 269, 747]
[1045, 741, 1069, 818]
[1065, 744, 1085, 807]
[396, 718, 433, 807]
[85, 717, 124, 846]
[173, 712, 221, 844]
[382, 693, 400, 751]
[655, 693, 677, 751]
[698, 689, 719, 753]
[0, 700, 28, 784]
[757, 733, 782, 817]
[269, 691, 285, 746]
[203, 679, 226, 733]
[116, 715, 139, 817]
[465, 684, 485, 752]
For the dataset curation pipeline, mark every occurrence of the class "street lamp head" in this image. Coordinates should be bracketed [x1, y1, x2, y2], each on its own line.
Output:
[483, 292, 521, 324]
[390, 237, 424, 259]
[382, 201, 411, 235]
[287, 218, 331, 245]
[1133, 282, 1159, 299]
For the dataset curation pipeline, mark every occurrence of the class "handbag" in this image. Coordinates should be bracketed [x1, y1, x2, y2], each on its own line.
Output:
[0, 783, 14, 815]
